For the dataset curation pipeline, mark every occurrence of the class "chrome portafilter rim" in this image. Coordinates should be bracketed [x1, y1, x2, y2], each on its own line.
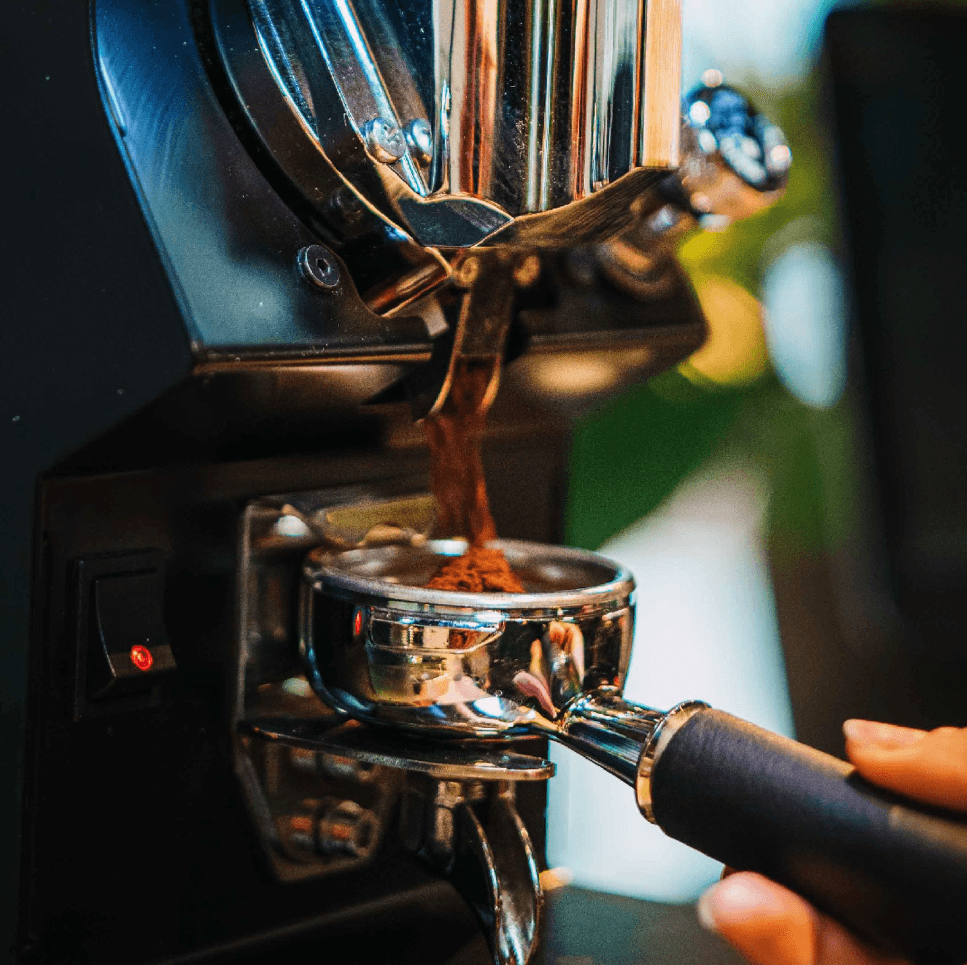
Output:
[299, 539, 637, 739]
[302, 538, 635, 612]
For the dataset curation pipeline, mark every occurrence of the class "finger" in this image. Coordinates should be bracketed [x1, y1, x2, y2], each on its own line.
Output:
[843, 720, 967, 812]
[697, 872, 906, 965]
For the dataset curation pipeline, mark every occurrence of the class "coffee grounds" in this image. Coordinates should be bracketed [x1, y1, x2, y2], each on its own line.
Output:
[425, 545, 524, 593]
[424, 357, 524, 596]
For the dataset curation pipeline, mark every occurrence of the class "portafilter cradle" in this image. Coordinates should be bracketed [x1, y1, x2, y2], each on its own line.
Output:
[297, 532, 967, 965]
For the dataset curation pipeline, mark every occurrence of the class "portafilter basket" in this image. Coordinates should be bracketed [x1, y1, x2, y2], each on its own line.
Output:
[301, 539, 967, 965]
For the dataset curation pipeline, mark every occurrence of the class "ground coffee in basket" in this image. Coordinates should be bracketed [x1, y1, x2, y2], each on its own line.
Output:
[423, 358, 524, 594]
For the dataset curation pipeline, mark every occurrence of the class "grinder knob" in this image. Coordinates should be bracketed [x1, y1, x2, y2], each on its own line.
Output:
[621, 76, 790, 261]
[690, 79, 791, 183]
[676, 76, 792, 228]
[638, 76, 792, 243]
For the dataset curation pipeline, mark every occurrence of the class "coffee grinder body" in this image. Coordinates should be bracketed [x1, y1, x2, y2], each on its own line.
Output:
[1, 1, 730, 961]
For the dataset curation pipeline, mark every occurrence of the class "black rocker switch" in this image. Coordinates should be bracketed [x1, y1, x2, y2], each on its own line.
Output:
[87, 568, 177, 701]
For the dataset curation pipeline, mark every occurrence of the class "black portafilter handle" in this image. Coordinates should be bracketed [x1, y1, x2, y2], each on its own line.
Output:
[640, 705, 967, 965]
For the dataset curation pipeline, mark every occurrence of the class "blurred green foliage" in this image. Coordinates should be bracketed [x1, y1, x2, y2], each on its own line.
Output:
[565, 370, 749, 550]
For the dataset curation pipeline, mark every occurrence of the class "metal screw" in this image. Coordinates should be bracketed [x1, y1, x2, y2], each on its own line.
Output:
[326, 185, 367, 226]
[363, 117, 406, 164]
[702, 68, 724, 88]
[451, 256, 481, 288]
[512, 254, 541, 288]
[298, 245, 340, 290]
[405, 118, 434, 164]
[315, 800, 378, 858]
[766, 138, 793, 176]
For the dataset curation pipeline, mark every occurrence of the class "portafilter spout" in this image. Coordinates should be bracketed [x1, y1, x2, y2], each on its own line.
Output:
[301, 539, 967, 965]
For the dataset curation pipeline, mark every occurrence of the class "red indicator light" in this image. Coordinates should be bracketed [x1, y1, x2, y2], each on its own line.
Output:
[130, 644, 154, 672]
[353, 610, 363, 637]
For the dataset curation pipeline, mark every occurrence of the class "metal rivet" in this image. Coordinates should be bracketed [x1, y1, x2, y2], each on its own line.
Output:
[363, 117, 406, 164]
[326, 185, 367, 226]
[405, 119, 434, 164]
[688, 100, 711, 126]
[513, 254, 541, 288]
[701, 68, 724, 88]
[451, 256, 481, 288]
[298, 245, 340, 290]
[767, 142, 793, 175]
[315, 800, 378, 858]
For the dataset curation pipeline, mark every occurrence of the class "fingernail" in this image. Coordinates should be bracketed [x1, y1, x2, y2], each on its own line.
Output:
[696, 888, 718, 932]
[843, 719, 927, 749]
[697, 875, 774, 932]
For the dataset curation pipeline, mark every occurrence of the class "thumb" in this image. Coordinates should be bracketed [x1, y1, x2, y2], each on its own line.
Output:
[843, 721, 967, 812]
[698, 872, 906, 965]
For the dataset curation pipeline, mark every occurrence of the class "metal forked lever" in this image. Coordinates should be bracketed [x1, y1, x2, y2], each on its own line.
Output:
[406, 249, 542, 421]
[402, 775, 544, 965]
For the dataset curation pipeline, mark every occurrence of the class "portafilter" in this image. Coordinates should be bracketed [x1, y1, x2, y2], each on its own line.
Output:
[301, 538, 967, 965]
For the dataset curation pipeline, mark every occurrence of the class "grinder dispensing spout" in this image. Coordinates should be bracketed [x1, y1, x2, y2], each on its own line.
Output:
[405, 77, 793, 420]
[298, 538, 967, 965]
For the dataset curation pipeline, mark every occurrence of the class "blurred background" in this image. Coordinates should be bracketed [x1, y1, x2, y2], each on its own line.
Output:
[544, 0, 967, 930]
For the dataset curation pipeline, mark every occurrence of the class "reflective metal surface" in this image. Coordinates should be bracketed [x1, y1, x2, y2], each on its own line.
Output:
[243, 0, 683, 248]
[301, 539, 637, 738]
[244, 720, 549, 965]
[407, 249, 541, 417]
[605, 77, 793, 257]
[233, 486, 560, 947]
[634, 699, 707, 820]
[92, 0, 437, 356]
[233, 494, 407, 883]
[256, 497, 716, 964]
[246, 718, 555, 781]
[406, 778, 543, 965]
[670, 78, 791, 230]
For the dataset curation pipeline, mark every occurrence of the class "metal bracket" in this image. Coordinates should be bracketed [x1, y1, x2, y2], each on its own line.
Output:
[232, 487, 434, 883]
[246, 719, 552, 965]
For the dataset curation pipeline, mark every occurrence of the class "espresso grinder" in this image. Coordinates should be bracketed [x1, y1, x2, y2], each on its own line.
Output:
[5, 2, 967, 964]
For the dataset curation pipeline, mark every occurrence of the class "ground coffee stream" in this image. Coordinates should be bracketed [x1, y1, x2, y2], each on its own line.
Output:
[423, 357, 525, 596]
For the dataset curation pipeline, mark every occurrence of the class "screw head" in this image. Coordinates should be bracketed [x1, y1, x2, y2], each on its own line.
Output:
[451, 256, 481, 288]
[298, 245, 340, 290]
[405, 119, 434, 164]
[512, 254, 541, 288]
[363, 117, 406, 164]
[326, 185, 367, 225]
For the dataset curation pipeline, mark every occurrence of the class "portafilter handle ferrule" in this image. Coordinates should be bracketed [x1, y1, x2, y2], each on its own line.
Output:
[545, 690, 702, 798]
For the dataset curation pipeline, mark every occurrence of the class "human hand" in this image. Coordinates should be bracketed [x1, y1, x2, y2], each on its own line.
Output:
[696, 720, 967, 965]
